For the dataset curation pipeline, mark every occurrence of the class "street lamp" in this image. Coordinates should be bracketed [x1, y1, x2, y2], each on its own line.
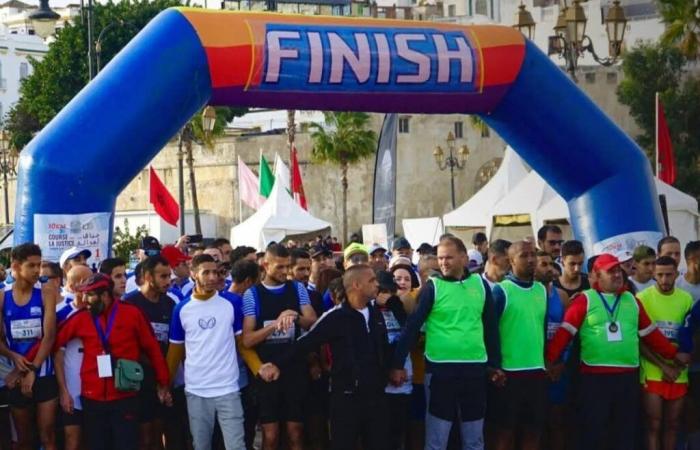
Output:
[201, 106, 217, 134]
[515, 0, 628, 81]
[28, 0, 59, 39]
[95, 20, 135, 73]
[434, 131, 469, 209]
[513, 2, 536, 40]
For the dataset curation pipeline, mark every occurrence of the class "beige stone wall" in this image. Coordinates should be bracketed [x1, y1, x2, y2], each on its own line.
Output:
[0, 67, 644, 241]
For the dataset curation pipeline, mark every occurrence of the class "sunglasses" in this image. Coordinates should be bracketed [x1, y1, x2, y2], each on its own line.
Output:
[547, 240, 564, 246]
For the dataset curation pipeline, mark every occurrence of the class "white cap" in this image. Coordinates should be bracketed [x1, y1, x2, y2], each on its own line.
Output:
[389, 255, 412, 270]
[467, 249, 484, 272]
[59, 247, 91, 268]
[614, 250, 633, 263]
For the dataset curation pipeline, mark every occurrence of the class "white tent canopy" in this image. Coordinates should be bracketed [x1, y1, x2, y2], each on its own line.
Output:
[489, 170, 568, 238]
[487, 171, 698, 245]
[656, 179, 699, 247]
[443, 147, 529, 228]
[402, 217, 444, 248]
[231, 181, 332, 250]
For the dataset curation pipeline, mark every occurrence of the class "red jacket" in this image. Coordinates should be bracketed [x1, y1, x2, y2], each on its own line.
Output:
[54, 300, 169, 402]
[546, 291, 677, 374]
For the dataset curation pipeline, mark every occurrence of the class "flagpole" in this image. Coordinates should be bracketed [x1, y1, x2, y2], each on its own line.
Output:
[148, 167, 154, 237]
[655, 92, 659, 179]
[237, 157, 243, 224]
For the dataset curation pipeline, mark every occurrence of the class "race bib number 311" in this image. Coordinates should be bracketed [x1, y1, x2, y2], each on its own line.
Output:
[10, 318, 42, 340]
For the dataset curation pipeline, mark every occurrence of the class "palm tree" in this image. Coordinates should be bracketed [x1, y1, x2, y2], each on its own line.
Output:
[181, 107, 245, 234]
[310, 112, 377, 245]
[658, 0, 700, 59]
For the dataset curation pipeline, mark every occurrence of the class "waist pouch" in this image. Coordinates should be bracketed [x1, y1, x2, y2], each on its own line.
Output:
[114, 359, 144, 392]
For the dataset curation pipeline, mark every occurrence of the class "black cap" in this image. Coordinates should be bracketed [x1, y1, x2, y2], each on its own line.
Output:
[377, 270, 398, 292]
[310, 243, 332, 259]
[392, 237, 411, 250]
[417, 243, 435, 254]
[139, 236, 161, 251]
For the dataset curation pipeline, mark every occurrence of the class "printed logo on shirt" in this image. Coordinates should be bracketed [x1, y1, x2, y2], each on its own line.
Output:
[30, 306, 42, 317]
[198, 316, 217, 330]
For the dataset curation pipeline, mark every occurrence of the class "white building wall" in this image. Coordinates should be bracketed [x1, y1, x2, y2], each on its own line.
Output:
[0, 33, 46, 121]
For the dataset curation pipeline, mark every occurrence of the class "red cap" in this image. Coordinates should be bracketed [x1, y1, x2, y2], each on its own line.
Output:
[592, 253, 621, 272]
[161, 245, 191, 268]
[76, 273, 111, 292]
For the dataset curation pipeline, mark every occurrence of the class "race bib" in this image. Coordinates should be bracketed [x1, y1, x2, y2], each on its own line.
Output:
[10, 318, 42, 340]
[547, 322, 561, 341]
[382, 311, 402, 343]
[151, 322, 170, 343]
[382, 311, 401, 332]
[263, 320, 294, 343]
[656, 320, 679, 341]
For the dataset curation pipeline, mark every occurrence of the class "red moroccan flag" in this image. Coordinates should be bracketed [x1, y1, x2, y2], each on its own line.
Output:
[657, 94, 676, 185]
[291, 145, 308, 210]
[149, 166, 179, 226]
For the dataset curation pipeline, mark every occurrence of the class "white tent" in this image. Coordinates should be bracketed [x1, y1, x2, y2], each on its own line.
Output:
[402, 217, 444, 248]
[443, 147, 529, 228]
[231, 181, 332, 250]
[489, 170, 568, 239]
[656, 179, 700, 247]
[487, 172, 699, 245]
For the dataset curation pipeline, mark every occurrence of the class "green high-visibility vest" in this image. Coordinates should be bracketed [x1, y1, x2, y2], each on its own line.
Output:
[580, 289, 639, 368]
[425, 275, 487, 363]
[498, 279, 547, 371]
[638, 286, 693, 384]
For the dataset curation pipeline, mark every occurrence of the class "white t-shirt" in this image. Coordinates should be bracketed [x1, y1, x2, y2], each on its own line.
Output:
[481, 272, 497, 291]
[676, 276, 700, 303]
[630, 277, 655, 293]
[56, 292, 83, 410]
[359, 307, 370, 331]
[169, 293, 242, 398]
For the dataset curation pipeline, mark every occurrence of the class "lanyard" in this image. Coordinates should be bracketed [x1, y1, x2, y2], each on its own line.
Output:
[92, 302, 118, 353]
[597, 291, 621, 322]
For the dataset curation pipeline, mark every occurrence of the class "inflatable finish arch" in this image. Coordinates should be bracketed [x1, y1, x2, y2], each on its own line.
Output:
[15, 8, 664, 256]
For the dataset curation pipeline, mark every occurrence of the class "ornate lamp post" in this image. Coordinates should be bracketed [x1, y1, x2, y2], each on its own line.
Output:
[434, 132, 469, 209]
[514, 0, 628, 81]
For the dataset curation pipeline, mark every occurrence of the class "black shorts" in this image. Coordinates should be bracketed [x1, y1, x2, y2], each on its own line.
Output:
[138, 387, 173, 423]
[60, 407, 84, 427]
[487, 374, 548, 429]
[257, 366, 308, 424]
[427, 373, 486, 422]
[8, 375, 58, 408]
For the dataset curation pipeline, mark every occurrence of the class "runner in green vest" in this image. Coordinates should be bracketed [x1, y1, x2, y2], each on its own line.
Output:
[389, 235, 500, 450]
[489, 241, 548, 450]
[546, 253, 689, 450]
[638, 256, 693, 450]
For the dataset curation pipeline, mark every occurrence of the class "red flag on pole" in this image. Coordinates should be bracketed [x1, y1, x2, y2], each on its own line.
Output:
[290, 145, 308, 210]
[657, 95, 676, 185]
[149, 166, 180, 226]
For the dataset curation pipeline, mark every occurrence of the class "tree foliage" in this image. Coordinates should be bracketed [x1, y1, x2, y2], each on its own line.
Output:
[310, 112, 377, 243]
[657, 0, 700, 59]
[310, 112, 377, 166]
[5, 0, 249, 150]
[617, 42, 700, 199]
[112, 219, 149, 263]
